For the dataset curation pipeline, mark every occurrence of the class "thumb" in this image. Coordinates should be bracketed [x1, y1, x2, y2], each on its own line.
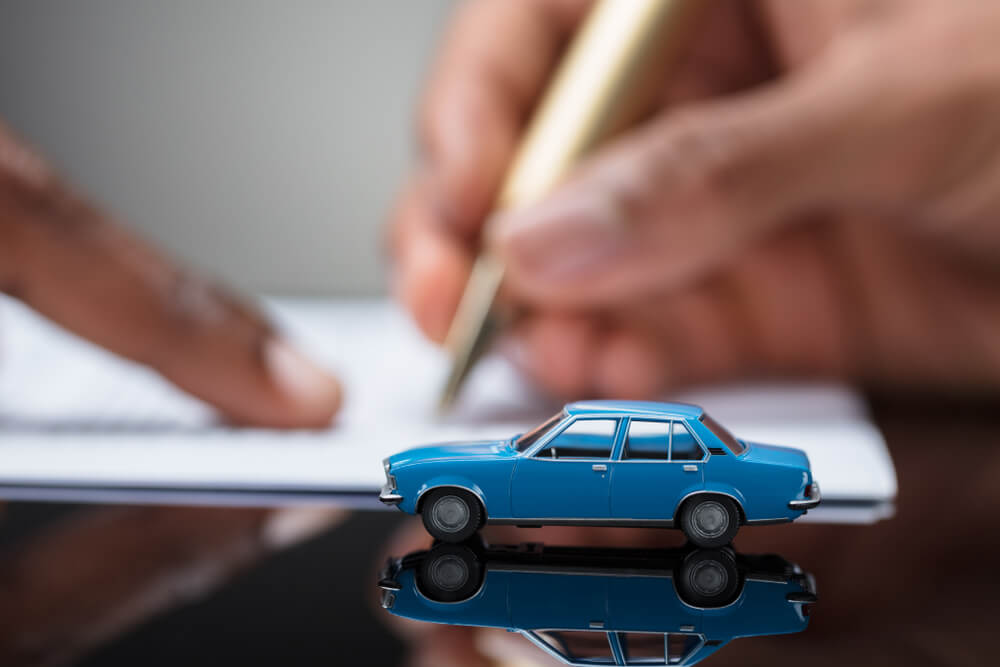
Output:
[491, 42, 875, 308]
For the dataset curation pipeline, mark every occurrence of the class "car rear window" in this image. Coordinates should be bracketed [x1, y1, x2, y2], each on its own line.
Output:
[700, 413, 746, 455]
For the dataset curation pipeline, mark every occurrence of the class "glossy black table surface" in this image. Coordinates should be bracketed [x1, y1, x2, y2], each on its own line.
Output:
[1, 401, 997, 666]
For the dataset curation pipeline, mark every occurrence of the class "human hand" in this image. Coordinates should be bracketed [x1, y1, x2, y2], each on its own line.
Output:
[0, 122, 341, 427]
[390, 0, 1000, 399]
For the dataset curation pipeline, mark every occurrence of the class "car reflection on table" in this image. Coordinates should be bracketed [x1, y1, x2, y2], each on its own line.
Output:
[379, 540, 816, 667]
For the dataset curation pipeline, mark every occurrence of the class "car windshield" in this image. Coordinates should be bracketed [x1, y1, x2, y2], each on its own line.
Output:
[514, 411, 565, 452]
[700, 413, 746, 455]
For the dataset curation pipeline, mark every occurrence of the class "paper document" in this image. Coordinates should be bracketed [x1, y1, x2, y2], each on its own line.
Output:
[0, 297, 896, 522]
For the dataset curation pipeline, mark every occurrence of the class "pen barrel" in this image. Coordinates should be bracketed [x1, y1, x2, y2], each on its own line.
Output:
[440, 0, 703, 408]
[495, 0, 702, 212]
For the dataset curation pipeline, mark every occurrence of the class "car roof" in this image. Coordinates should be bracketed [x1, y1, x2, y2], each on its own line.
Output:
[564, 400, 703, 419]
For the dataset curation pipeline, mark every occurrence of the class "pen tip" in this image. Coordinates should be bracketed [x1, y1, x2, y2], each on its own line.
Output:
[436, 314, 501, 414]
[435, 255, 506, 414]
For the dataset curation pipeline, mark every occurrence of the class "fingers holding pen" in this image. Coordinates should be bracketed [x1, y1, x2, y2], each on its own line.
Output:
[492, 4, 1000, 310]
[490, 55, 854, 309]
[391, 0, 590, 341]
[418, 0, 590, 238]
[396, 0, 1000, 402]
[504, 223, 858, 401]
[387, 174, 471, 343]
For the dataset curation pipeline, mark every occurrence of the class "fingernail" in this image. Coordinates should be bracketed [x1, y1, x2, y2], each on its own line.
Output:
[397, 231, 462, 343]
[264, 339, 342, 422]
[493, 192, 631, 280]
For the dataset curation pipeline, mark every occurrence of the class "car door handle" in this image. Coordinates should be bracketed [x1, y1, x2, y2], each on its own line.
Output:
[592, 464, 607, 472]
[683, 464, 699, 472]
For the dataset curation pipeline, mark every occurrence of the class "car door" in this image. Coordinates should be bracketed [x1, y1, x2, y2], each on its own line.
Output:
[511, 417, 620, 520]
[611, 419, 704, 522]
[508, 572, 609, 638]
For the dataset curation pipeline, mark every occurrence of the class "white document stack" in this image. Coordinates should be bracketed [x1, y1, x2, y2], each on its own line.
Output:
[0, 296, 896, 523]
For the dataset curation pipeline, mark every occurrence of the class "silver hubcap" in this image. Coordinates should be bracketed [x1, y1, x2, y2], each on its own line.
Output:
[692, 500, 729, 538]
[431, 495, 470, 534]
[429, 555, 469, 591]
[690, 560, 728, 597]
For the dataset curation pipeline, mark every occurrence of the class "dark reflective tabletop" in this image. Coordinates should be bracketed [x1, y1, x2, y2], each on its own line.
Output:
[380, 539, 816, 666]
[2, 402, 997, 666]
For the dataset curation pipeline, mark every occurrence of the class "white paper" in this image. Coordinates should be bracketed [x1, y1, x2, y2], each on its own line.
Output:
[0, 296, 896, 521]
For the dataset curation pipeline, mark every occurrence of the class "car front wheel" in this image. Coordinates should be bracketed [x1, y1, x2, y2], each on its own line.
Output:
[680, 495, 740, 548]
[421, 488, 483, 543]
[416, 543, 484, 602]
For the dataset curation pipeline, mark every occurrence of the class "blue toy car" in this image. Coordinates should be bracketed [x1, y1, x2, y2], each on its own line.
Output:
[379, 540, 817, 667]
[380, 401, 820, 547]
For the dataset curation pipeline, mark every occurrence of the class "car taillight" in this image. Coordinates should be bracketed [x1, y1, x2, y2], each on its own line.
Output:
[803, 483, 812, 499]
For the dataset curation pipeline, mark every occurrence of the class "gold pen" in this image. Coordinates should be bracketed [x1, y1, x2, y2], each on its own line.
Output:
[439, 0, 705, 410]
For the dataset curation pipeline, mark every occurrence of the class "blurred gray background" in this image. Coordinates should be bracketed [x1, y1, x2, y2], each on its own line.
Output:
[0, 0, 455, 295]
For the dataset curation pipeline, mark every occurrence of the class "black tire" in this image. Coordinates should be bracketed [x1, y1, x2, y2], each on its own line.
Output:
[421, 488, 483, 543]
[679, 495, 740, 548]
[416, 543, 484, 603]
[675, 549, 741, 608]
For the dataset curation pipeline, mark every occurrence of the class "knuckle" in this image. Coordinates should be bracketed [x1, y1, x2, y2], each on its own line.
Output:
[147, 272, 267, 368]
[640, 108, 762, 230]
[0, 126, 56, 193]
[663, 110, 749, 197]
[163, 273, 230, 329]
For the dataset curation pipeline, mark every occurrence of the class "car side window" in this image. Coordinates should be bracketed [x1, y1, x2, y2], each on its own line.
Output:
[667, 633, 704, 664]
[531, 630, 614, 664]
[670, 421, 704, 461]
[623, 420, 670, 460]
[535, 419, 618, 460]
[619, 631, 666, 664]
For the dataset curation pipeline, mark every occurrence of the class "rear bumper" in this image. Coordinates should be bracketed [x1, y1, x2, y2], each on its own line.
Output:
[379, 482, 403, 506]
[788, 482, 821, 510]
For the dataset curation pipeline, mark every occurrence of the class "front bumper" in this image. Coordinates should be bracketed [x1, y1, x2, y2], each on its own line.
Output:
[380, 458, 402, 506]
[788, 482, 821, 510]
[379, 482, 403, 506]
[378, 558, 402, 609]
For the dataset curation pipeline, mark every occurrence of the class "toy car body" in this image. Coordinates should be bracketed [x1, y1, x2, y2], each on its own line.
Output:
[380, 401, 820, 547]
[379, 541, 817, 667]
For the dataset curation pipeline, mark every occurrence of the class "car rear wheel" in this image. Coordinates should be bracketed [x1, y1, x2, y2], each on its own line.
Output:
[680, 495, 740, 548]
[421, 488, 482, 543]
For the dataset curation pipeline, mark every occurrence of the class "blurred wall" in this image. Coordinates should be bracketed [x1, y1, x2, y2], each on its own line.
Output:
[0, 0, 455, 295]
